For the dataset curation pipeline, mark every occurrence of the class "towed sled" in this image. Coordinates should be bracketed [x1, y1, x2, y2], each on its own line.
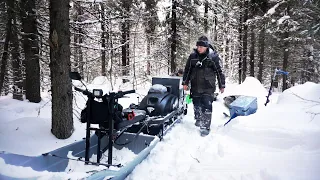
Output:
[0, 72, 187, 180]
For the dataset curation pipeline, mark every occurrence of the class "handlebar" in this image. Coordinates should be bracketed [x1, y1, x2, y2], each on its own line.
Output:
[74, 87, 135, 99]
[74, 87, 93, 97]
[114, 89, 135, 98]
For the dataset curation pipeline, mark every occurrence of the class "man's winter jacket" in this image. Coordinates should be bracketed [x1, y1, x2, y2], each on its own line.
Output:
[182, 48, 226, 96]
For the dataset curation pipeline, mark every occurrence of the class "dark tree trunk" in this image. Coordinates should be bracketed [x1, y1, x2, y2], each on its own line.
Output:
[49, 0, 74, 139]
[282, 3, 290, 91]
[8, 0, 23, 101]
[108, 16, 113, 89]
[0, 1, 11, 94]
[213, 1, 218, 42]
[146, 39, 151, 75]
[121, 1, 131, 83]
[282, 31, 289, 91]
[143, 0, 157, 76]
[249, 1, 255, 77]
[242, 0, 248, 81]
[73, 2, 84, 76]
[204, 0, 209, 34]
[121, 23, 128, 82]
[170, 0, 177, 73]
[73, 32, 79, 72]
[257, 0, 268, 83]
[249, 25, 255, 77]
[100, 3, 106, 76]
[238, 1, 243, 84]
[78, 32, 84, 76]
[20, 0, 41, 103]
[257, 26, 265, 83]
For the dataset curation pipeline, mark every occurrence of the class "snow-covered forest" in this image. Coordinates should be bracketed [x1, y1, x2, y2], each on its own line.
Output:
[0, 0, 319, 140]
[1, 0, 320, 179]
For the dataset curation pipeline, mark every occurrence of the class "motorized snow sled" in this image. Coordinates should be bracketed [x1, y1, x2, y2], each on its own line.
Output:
[0, 73, 187, 180]
[125, 76, 187, 137]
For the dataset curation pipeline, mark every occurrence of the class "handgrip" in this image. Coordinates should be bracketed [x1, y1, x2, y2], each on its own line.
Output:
[122, 89, 135, 95]
[74, 87, 92, 96]
[74, 87, 85, 93]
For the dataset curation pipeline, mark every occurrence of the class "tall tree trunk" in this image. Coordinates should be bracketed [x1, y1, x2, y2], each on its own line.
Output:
[257, 26, 265, 83]
[282, 3, 290, 91]
[282, 31, 289, 90]
[49, 0, 73, 139]
[20, 0, 41, 103]
[100, 3, 106, 76]
[0, 1, 11, 95]
[73, 32, 79, 72]
[8, 0, 23, 101]
[108, 16, 114, 89]
[121, 0, 131, 83]
[170, 0, 177, 73]
[74, 2, 84, 76]
[143, 0, 157, 76]
[121, 20, 127, 82]
[249, 25, 255, 77]
[242, 0, 248, 81]
[238, 1, 243, 84]
[78, 33, 84, 76]
[213, 0, 218, 42]
[249, 1, 255, 77]
[204, 0, 209, 34]
[146, 39, 151, 75]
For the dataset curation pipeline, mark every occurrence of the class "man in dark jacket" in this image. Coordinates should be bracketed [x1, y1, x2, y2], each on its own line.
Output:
[182, 36, 226, 136]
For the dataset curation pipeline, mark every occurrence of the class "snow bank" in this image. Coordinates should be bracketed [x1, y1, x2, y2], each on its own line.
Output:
[222, 76, 269, 108]
[0, 117, 86, 156]
[0, 158, 89, 179]
[277, 82, 320, 104]
[224, 82, 320, 151]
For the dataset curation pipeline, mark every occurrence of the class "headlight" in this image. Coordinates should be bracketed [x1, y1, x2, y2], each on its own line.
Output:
[93, 89, 103, 98]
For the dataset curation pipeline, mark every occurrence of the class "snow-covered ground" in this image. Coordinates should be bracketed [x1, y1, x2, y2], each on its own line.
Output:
[0, 76, 320, 180]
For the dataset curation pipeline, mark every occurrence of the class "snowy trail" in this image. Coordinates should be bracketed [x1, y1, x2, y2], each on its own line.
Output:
[127, 97, 320, 180]
[126, 98, 232, 180]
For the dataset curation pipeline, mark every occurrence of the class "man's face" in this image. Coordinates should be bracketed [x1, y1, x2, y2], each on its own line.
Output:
[197, 46, 207, 54]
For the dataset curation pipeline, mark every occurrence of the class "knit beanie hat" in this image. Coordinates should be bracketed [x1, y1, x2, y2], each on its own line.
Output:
[196, 36, 209, 47]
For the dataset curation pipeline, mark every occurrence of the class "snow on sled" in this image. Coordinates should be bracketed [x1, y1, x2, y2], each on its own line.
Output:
[0, 72, 187, 180]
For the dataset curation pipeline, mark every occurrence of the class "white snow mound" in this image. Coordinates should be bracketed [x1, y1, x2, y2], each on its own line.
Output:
[223, 76, 268, 107]
[277, 82, 320, 104]
[87, 76, 112, 94]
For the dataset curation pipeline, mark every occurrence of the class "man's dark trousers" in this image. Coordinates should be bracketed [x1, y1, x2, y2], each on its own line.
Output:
[192, 94, 213, 129]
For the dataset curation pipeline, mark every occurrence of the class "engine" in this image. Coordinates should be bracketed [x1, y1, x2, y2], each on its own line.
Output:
[138, 76, 184, 116]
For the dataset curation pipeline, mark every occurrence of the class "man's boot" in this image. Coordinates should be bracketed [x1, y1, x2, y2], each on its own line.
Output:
[194, 106, 201, 127]
[200, 109, 212, 136]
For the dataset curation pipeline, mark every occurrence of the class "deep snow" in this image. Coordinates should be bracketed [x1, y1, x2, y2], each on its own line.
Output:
[0, 76, 320, 180]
